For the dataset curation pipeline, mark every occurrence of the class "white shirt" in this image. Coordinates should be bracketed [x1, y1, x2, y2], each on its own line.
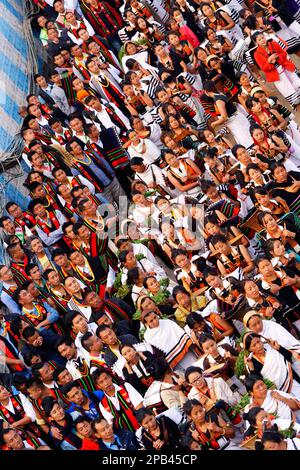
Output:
[134, 164, 166, 188]
[99, 383, 143, 424]
[128, 139, 161, 164]
[3, 393, 37, 423]
[66, 350, 91, 380]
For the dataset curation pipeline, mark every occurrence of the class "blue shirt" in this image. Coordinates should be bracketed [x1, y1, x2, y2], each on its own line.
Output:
[67, 389, 104, 420]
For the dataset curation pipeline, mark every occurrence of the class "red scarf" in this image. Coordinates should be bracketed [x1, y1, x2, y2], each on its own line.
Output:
[36, 211, 61, 235]
[101, 386, 139, 431]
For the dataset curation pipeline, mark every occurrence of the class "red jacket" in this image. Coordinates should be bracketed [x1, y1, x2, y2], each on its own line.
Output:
[254, 40, 295, 82]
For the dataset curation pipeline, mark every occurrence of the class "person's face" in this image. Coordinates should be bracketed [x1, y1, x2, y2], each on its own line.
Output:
[54, 169, 67, 182]
[29, 172, 43, 184]
[169, 116, 180, 129]
[77, 225, 90, 240]
[96, 315, 113, 328]
[39, 363, 54, 382]
[50, 403, 65, 421]
[78, 29, 89, 41]
[72, 314, 88, 334]
[236, 148, 251, 165]
[54, 0, 64, 12]
[205, 274, 220, 290]
[69, 251, 86, 266]
[214, 241, 229, 255]
[30, 354, 42, 364]
[202, 4, 213, 16]
[126, 42, 137, 55]
[53, 253, 68, 267]
[31, 153, 44, 167]
[7, 204, 22, 219]
[72, 78, 84, 91]
[67, 386, 85, 405]
[206, 28, 216, 41]
[47, 28, 59, 41]
[27, 385, 43, 400]
[18, 289, 33, 305]
[70, 118, 84, 133]
[30, 238, 44, 254]
[54, 54, 65, 67]
[58, 342, 76, 360]
[71, 45, 83, 57]
[29, 265, 42, 281]
[28, 282, 40, 298]
[174, 253, 189, 269]
[95, 373, 114, 394]
[36, 76, 47, 88]
[249, 168, 263, 182]
[145, 312, 159, 329]
[99, 328, 117, 346]
[258, 259, 275, 277]
[85, 291, 102, 309]
[146, 277, 160, 293]
[239, 73, 250, 87]
[87, 60, 99, 74]
[37, 15, 47, 27]
[255, 33, 267, 48]
[87, 124, 99, 140]
[202, 338, 218, 356]
[173, 10, 184, 22]
[263, 440, 281, 451]
[87, 335, 103, 354]
[252, 128, 265, 142]
[64, 225, 76, 240]
[255, 193, 270, 206]
[158, 89, 171, 104]
[175, 291, 190, 308]
[82, 198, 97, 215]
[205, 222, 219, 236]
[141, 414, 157, 431]
[247, 315, 263, 334]
[137, 17, 147, 29]
[165, 152, 178, 167]
[244, 280, 260, 298]
[255, 409, 270, 429]
[87, 41, 99, 55]
[252, 379, 267, 399]
[209, 59, 221, 70]
[190, 404, 205, 423]
[70, 141, 84, 156]
[273, 166, 287, 183]
[263, 213, 277, 231]
[187, 372, 206, 389]
[65, 12, 76, 23]
[27, 331, 43, 347]
[59, 184, 72, 199]
[0, 266, 14, 282]
[192, 321, 206, 335]
[124, 251, 136, 269]
[0, 385, 10, 401]
[3, 430, 24, 450]
[140, 297, 156, 312]
[272, 239, 285, 257]
[249, 336, 264, 354]
[65, 277, 82, 295]
[33, 186, 47, 202]
[121, 345, 137, 363]
[250, 100, 262, 114]
[57, 369, 73, 386]
[157, 198, 170, 214]
[132, 117, 144, 132]
[76, 420, 93, 438]
[2, 218, 15, 234]
[161, 222, 174, 238]
[206, 186, 218, 200]
[94, 420, 114, 440]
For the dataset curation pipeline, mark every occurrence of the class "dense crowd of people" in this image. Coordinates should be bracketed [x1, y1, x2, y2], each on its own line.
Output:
[1, 0, 300, 451]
